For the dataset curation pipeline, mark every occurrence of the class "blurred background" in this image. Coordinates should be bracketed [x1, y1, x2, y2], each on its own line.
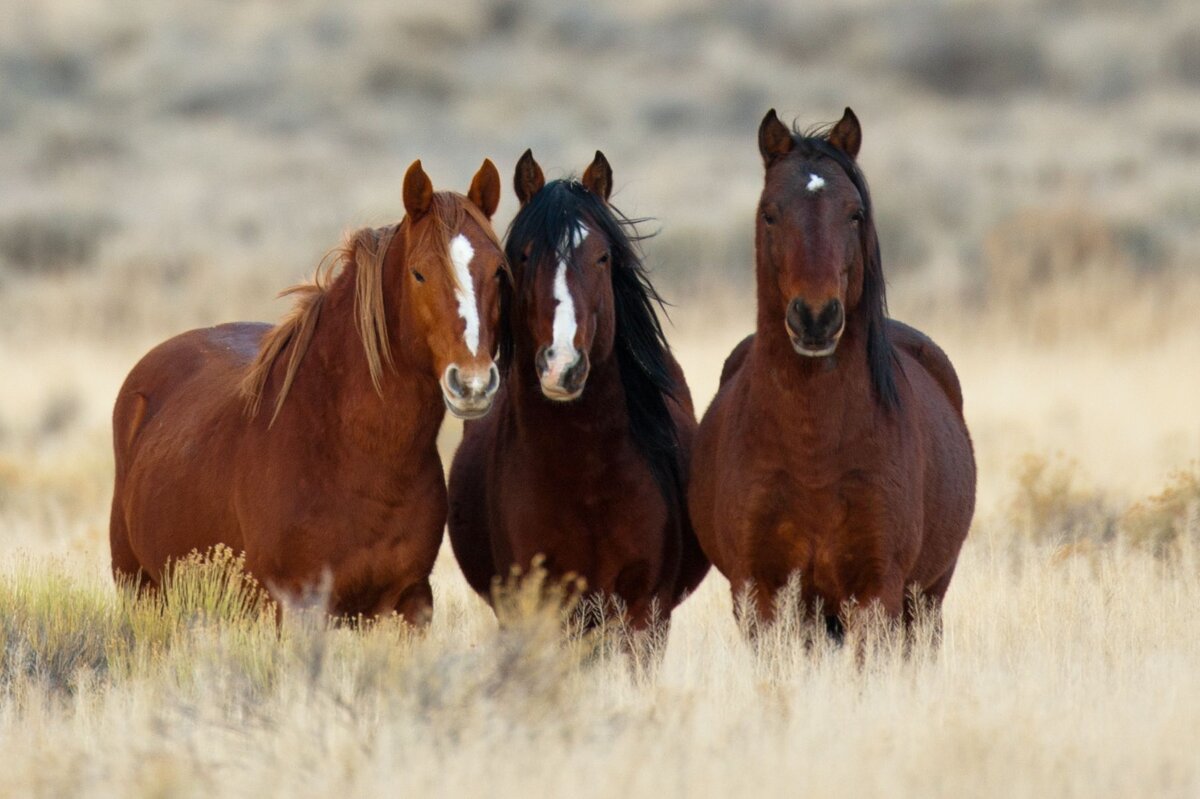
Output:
[2, 0, 1199, 557]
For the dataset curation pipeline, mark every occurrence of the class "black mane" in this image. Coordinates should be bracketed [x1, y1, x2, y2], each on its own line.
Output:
[501, 179, 686, 512]
[787, 126, 901, 410]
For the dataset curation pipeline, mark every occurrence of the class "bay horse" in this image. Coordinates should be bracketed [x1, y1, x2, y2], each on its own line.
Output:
[447, 150, 708, 638]
[109, 159, 507, 624]
[689, 109, 976, 641]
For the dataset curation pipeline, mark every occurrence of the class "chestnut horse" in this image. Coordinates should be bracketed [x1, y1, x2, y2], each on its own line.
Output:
[110, 160, 507, 624]
[690, 109, 975, 640]
[447, 151, 708, 634]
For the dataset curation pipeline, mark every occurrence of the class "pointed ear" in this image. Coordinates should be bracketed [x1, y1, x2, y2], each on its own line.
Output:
[513, 149, 545, 206]
[467, 158, 501, 219]
[581, 150, 613, 201]
[403, 160, 434, 219]
[828, 107, 862, 160]
[758, 109, 794, 167]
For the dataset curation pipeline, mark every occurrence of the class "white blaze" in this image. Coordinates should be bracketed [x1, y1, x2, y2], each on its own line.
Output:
[548, 224, 588, 374]
[449, 233, 480, 356]
[806, 173, 826, 192]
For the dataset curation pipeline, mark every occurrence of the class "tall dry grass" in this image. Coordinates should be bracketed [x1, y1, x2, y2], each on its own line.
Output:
[2, 532, 1200, 798]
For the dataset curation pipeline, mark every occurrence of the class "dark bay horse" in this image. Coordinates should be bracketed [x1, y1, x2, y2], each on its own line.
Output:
[447, 150, 708, 635]
[689, 109, 975, 640]
[110, 160, 507, 624]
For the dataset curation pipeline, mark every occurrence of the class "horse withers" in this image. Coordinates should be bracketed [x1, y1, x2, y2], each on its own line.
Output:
[110, 160, 507, 624]
[447, 151, 708, 642]
[689, 109, 975, 641]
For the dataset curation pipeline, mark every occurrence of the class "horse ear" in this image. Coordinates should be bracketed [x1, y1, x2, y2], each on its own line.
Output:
[828, 107, 862, 160]
[581, 150, 613, 201]
[468, 158, 501, 219]
[758, 109, 793, 167]
[513, 149, 545, 206]
[403, 160, 434, 219]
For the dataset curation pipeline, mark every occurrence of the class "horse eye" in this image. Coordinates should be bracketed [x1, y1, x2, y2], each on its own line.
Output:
[761, 210, 776, 226]
[494, 267, 504, 280]
[598, 252, 610, 266]
[411, 269, 425, 283]
[850, 209, 865, 224]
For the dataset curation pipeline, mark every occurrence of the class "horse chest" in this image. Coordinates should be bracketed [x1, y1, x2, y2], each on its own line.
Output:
[499, 445, 665, 570]
[742, 469, 897, 601]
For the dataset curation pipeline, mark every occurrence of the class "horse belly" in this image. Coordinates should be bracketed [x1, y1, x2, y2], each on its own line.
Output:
[906, 360, 977, 589]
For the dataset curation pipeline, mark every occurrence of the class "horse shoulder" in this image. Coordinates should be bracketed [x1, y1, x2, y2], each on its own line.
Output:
[887, 324, 976, 589]
[116, 323, 268, 449]
[446, 403, 503, 599]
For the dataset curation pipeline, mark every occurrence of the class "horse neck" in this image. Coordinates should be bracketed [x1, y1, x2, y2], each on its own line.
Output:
[299, 253, 443, 455]
[752, 280, 875, 429]
[508, 332, 630, 441]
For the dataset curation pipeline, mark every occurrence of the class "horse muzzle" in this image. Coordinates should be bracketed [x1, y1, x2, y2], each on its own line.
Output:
[535, 345, 589, 402]
[786, 297, 844, 357]
[442, 363, 500, 419]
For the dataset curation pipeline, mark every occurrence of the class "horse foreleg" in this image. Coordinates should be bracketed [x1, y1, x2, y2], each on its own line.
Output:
[729, 577, 779, 641]
[624, 603, 670, 681]
[839, 583, 906, 658]
[904, 566, 956, 652]
[393, 579, 433, 628]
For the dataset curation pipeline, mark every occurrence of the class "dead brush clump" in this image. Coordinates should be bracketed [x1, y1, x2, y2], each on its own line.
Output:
[152, 545, 275, 630]
[0, 546, 278, 698]
[1007, 453, 1116, 549]
[978, 207, 1173, 344]
[1006, 457, 1200, 565]
[1121, 465, 1200, 559]
[366, 565, 602, 737]
[478, 562, 590, 703]
[0, 560, 120, 696]
[0, 211, 117, 276]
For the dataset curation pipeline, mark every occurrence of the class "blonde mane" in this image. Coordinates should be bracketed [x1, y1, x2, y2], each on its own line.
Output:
[240, 192, 501, 426]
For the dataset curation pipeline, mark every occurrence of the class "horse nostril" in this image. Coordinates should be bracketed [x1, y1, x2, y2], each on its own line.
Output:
[561, 353, 589, 393]
[535, 346, 550, 376]
[820, 299, 844, 337]
[485, 363, 500, 395]
[787, 298, 843, 342]
[446, 365, 465, 398]
[786, 298, 812, 338]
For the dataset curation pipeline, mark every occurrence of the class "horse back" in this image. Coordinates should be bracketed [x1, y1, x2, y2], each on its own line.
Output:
[891, 324, 975, 592]
[886, 319, 964, 416]
[115, 324, 266, 459]
[719, 333, 755, 387]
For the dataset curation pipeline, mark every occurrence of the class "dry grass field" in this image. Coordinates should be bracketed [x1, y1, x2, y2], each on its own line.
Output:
[2, 1, 1200, 796]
